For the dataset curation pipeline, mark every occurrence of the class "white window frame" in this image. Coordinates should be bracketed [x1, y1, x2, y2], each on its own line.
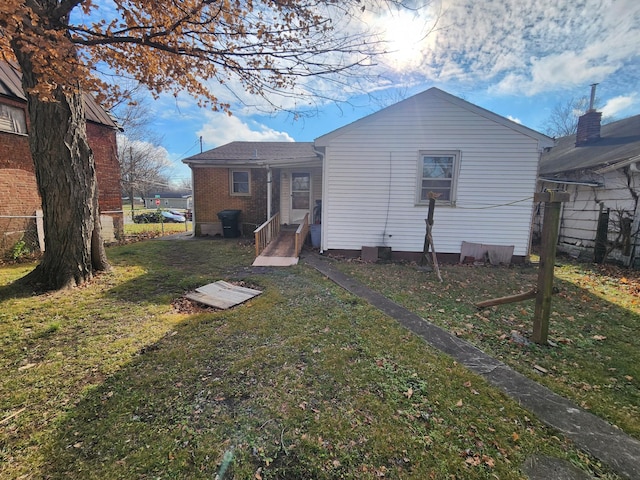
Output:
[230, 169, 251, 196]
[0, 104, 27, 135]
[416, 150, 460, 206]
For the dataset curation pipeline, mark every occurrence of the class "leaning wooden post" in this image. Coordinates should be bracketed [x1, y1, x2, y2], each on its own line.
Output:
[421, 195, 443, 282]
[532, 191, 569, 344]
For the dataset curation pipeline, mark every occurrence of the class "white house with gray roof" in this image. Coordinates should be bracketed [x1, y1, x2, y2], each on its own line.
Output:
[185, 87, 554, 264]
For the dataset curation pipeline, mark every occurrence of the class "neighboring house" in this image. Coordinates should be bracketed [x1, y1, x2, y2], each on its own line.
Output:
[0, 61, 123, 256]
[185, 88, 553, 262]
[141, 192, 192, 210]
[538, 107, 640, 267]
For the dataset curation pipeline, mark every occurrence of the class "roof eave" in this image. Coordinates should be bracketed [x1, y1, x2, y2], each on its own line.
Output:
[539, 176, 603, 188]
[593, 154, 640, 174]
[183, 156, 321, 168]
[315, 87, 554, 147]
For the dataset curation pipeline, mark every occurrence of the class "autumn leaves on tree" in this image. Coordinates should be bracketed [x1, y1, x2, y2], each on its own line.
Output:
[0, 0, 398, 290]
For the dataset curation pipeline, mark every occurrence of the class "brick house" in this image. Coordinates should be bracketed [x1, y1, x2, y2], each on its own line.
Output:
[184, 142, 319, 236]
[0, 61, 123, 256]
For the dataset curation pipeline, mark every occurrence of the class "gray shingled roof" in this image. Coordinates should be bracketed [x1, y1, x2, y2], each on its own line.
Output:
[0, 61, 120, 130]
[183, 141, 320, 166]
[540, 114, 640, 176]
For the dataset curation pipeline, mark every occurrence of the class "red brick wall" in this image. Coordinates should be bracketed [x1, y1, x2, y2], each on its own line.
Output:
[192, 166, 279, 235]
[0, 168, 41, 254]
[86, 121, 124, 237]
[0, 99, 33, 173]
[0, 168, 39, 215]
[0, 99, 123, 247]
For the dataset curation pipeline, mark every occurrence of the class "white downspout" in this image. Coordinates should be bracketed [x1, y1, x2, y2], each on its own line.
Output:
[266, 166, 272, 219]
[190, 166, 195, 235]
[313, 147, 325, 254]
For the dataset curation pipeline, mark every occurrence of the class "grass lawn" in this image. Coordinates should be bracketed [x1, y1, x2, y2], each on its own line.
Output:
[123, 220, 192, 238]
[335, 257, 640, 443]
[0, 239, 625, 479]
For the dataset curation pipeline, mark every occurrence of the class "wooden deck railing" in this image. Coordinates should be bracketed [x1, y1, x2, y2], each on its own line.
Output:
[254, 212, 280, 257]
[294, 213, 310, 258]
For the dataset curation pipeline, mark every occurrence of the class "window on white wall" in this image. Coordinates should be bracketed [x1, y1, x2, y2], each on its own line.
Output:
[0, 104, 27, 135]
[230, 170, 250, 195]
[417, 151, 459, 204]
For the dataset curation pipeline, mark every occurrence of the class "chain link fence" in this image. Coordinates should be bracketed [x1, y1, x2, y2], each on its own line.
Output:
[0, 213, 44, 261]
[0, 209, 192, 263]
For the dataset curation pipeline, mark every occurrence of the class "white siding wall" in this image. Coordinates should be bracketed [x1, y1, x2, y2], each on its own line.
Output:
[545, 169, 640, 263]
[320, 95, 542, 256]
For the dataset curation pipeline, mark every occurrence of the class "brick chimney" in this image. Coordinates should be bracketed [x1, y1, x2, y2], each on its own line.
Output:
[575, 84, 602, 146]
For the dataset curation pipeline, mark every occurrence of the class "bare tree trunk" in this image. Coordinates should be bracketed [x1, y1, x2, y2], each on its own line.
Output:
[15, 52, 110, 290]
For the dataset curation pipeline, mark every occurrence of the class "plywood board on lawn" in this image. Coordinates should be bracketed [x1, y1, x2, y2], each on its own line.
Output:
[185, 280, 261, 309]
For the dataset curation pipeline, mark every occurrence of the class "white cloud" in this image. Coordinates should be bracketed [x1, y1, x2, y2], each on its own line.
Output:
[105, 0, 640, 165]
[602, 95, 637, 118]
[418, 0, 640, 97]
[196, 113, 295, 148]
[507, 115, 521, 124]
[116, 135, 171, 165]
[492, 51, 620, 96]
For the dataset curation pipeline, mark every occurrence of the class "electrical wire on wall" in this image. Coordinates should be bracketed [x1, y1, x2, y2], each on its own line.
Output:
[382, 151, 393, 245]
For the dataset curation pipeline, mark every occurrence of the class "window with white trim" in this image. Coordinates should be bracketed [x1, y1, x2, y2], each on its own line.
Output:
[417, 151, 459, 204]
[230, 170, 250, 195]
[0, 104, 27, 135]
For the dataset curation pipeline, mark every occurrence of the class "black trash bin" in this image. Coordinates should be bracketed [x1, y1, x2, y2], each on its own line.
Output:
[217, 209, 242, 238]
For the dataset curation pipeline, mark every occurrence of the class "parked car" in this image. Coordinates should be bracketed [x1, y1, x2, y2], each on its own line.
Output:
[162, 210, 186, 223]
[133, 211, 163, 224]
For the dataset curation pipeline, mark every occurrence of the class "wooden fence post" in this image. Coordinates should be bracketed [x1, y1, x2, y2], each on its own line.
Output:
[532, 191, 569, 344]
[421, 196, 442, 282]
[593, 203, 609, 263]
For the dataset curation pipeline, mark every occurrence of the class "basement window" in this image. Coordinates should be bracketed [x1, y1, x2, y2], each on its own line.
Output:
[417, 151, 460, 205]
[0, 104, 27, 135]
[230, 170, 250, 196]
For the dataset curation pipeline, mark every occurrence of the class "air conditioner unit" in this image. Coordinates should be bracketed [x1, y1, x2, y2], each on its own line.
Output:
[629, 162, 640, 172]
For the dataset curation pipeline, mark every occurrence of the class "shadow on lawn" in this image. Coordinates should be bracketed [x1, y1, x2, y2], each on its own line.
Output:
[37, 263, 351, 479]
[39, 311, 262, 479]
[21, 249, 634, 480]
[104, 237, 258, 305]
[0, 281, 38, 301]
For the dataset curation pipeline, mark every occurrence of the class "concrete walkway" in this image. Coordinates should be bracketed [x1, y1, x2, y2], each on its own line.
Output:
[303, 254, 640, 480]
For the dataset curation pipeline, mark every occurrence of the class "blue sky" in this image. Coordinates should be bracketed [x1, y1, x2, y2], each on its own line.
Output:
[116, 0, 640, 184]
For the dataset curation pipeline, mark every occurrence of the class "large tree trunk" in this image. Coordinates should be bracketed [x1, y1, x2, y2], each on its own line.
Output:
[15, 53, 110, 291]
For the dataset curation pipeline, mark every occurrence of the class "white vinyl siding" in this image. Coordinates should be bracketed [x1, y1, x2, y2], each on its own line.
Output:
[541, 169, 640, 263]
[318, 90, 545, 256]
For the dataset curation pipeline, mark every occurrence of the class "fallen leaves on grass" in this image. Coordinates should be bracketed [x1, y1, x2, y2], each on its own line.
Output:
[171, 297, 218, 314]
[462, 450, 496, 468]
